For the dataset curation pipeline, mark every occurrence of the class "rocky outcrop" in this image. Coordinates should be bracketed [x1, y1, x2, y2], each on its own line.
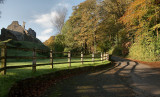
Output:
[0, 21, 40, 43]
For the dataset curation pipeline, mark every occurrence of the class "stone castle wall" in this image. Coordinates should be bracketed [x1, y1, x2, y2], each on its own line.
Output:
[0, 21, 40, 43]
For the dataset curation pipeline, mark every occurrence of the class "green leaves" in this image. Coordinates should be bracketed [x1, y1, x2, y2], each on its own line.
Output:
[151, 24, 160, 31]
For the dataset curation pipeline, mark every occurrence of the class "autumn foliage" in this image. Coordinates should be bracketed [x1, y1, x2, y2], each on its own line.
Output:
[48, 0, 160, 61]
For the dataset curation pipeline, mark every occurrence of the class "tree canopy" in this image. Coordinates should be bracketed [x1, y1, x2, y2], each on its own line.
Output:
[48, 0, 160, 61]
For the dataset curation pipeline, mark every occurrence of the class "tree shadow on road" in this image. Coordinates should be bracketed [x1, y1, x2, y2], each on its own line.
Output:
[43, 57, 160, 97]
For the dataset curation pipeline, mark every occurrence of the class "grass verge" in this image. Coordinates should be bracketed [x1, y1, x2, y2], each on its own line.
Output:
[0, 58, 109, 97]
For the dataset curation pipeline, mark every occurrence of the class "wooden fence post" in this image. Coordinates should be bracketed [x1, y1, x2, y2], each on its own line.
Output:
[92, 53, 94, 63]
[32, 49, 36, 72]
[68, 51, 71, 67]
[1, 43, 7, 75]
[105, 53, 108, 60]
[103, 52, 106, 60]
[50, 49, 53, 69]
[106, 53, 109, 61]
[101, 52, 103, 63]
[81, 52, 83, 64]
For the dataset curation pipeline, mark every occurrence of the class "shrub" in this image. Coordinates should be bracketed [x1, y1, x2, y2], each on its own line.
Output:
[128, 34, 159, 61]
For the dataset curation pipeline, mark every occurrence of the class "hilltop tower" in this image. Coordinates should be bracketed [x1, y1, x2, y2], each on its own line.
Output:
[22, 21, 26, 29]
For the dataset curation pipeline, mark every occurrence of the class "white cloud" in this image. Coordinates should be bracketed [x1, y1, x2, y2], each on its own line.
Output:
[37, 35, 51, 42]
[43, 28, 53, 34]
[38, 28, 54, 42]
[31, 2, 70, 42]
[32, 11, 57, 42]
[33, 11, 58, 28]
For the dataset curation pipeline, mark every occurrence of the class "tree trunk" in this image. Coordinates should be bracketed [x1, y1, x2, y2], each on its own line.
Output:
[155, 8, 159, 40]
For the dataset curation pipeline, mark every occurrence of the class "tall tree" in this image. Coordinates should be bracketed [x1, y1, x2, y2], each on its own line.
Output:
[51, 7, 68, 34]
[68, 0, 102, 53]
[61, 0, 133, 53]
[100, 0, 132, 46]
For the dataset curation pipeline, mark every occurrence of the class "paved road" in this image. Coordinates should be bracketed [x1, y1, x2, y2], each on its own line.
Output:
[42, 56, 160, 97]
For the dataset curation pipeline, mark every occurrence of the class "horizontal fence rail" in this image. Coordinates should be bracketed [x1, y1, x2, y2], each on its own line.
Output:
[0, 43, 109, 75]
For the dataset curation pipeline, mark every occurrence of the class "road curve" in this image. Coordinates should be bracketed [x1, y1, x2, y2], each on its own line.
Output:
[42, 56, 160, 97]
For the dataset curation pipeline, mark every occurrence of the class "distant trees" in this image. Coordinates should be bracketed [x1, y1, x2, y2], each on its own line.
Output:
[48, 0, 133, 54]
[60, 0, 132, 53]
[61, 0, 97, 53]
[43, 36, 55, 48]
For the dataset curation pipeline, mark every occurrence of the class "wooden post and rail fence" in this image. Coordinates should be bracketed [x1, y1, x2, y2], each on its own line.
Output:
[0, 43, 109, 75]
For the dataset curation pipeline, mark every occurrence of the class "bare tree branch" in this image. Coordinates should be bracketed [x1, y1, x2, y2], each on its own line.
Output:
[51, 7, 68, 34]
[0, 0, 4, 18]
[0, 0, 4, 3]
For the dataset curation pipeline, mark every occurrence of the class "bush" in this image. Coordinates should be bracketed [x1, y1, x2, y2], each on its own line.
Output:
[128, 34, 159, 61]
[108, 45, 123, 56]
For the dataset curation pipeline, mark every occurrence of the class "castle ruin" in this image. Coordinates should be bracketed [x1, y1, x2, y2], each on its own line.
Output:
[0, 21, 41, 43]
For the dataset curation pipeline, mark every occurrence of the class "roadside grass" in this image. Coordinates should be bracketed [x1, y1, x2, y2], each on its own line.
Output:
[0, 58, 110, 97]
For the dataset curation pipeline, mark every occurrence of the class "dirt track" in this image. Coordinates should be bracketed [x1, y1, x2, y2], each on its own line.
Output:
[42, 56, 160, 97]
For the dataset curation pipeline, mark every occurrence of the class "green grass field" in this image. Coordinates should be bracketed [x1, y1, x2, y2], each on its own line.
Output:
[0, 58, 110, 97]
[0, 40, 110, 97]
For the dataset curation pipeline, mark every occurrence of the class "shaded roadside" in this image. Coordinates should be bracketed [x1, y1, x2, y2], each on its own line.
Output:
[8, 63, 112, 97]
[112, 55, 160, 69]
[42, 56, 160, 97]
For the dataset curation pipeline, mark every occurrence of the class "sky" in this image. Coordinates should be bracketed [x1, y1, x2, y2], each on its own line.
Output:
[0, 0, 85, 42]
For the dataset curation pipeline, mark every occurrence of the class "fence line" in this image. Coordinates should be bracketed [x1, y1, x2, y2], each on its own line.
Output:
[0, 43, 109, 75]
